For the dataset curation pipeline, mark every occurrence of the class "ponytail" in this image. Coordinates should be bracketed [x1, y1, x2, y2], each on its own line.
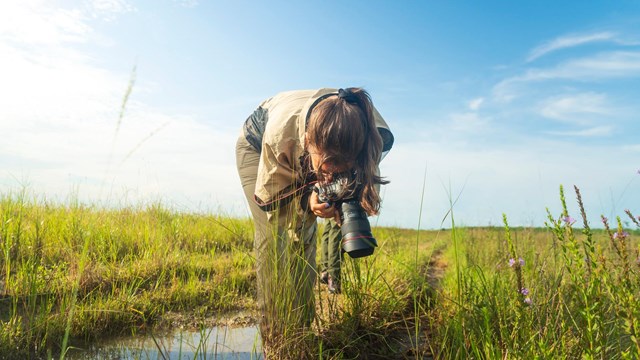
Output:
[306, 87, 388, 215]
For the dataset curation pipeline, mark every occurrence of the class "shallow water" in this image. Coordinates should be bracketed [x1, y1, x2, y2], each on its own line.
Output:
[65, 325, 263, 360]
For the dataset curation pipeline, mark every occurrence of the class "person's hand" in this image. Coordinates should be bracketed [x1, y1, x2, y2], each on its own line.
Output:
[309, 191, 341, 224]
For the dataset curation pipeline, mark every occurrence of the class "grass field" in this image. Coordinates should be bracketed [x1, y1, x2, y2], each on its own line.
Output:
[1, 185, 639, 359]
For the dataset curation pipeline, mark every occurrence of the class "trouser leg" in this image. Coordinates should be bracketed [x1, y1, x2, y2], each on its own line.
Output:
[235, 133, 317, 333]
[325, 219, 343, 282]
[320, 220, 331, 273]
[235, 133, 268, 310]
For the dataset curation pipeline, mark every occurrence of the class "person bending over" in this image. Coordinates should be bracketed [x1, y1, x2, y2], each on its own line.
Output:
[235, 87, 393, 353]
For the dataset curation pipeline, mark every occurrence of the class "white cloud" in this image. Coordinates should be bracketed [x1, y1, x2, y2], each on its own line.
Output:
[2, 104, 242, 212]
[89, 0, 135, 13]
[0, 1, 91, 45]
[527, 32, 618, 62]
[468, 97, 484, 111]
[173, 0, 200, 8]
[528, 51, 640, 81]
[546, 125, 612, 137]
[539, 93, 611, 124]
[0, 1, 244, 215]
[494, 51, 640, 102]
[0, 40, 124, 124]
[449, 112, 488, 132]
[379, 138, 639, 229]
[86, 0, 136, 21]
[622, 144, 640, 152]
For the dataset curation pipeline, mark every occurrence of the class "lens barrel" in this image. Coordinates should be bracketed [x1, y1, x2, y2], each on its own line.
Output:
[340, 200, 378, 258]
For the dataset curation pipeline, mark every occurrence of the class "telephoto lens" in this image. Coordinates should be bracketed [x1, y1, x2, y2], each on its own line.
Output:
[340, 199, 378, 258]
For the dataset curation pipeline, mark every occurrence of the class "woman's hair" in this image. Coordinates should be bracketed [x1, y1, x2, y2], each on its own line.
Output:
[306, 87, 389, 215]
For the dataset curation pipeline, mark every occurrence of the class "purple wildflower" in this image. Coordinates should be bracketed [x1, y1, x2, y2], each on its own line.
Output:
[520, 288, 530, 296]
[509, 257, 525, 267]
[613, 231, 630, 240]
[524, 297, 532, 305]
[562, 216, 576, 225]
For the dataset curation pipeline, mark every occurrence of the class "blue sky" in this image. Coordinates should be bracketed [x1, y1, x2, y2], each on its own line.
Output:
[1, 0, 639, 229]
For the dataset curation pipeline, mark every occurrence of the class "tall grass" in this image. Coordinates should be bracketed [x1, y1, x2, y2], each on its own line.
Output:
[0, 190, 256, 359]
[312, 226, 445, 359]
[251, 190, 444, 359]
[3, 182, 638, 359]
[430, 185, 640, 359]
[0, 187, 440, 359]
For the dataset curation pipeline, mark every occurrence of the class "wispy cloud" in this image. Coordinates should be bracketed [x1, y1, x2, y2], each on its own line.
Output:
[173, 0, 200, 8]
[539, 92, 611, 124]
[0, 1, 242, 213]
[527, 32, 619, 62]
[622, 144, 640, 152]
[468, 97, 484, 111]
[546, 125, 612, 137]
[0, 1, 91, 45]
[526, 51, 640, 81]
[494, 51, 640, 101]
[86, 0, 136, 21]
[449, 112, 489, 132]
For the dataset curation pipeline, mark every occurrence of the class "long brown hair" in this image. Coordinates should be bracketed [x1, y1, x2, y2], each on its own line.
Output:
[306, 87, 389, 215]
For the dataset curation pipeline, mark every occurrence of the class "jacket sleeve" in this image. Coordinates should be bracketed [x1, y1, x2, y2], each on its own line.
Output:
[372, 107, 394, 160]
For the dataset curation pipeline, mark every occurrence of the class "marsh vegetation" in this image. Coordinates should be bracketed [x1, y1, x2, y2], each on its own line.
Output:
[1, 185, 639, 359]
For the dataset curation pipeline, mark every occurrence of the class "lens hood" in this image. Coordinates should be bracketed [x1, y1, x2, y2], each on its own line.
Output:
[342, 232, 378, 258]
[340, 200, 377, 258]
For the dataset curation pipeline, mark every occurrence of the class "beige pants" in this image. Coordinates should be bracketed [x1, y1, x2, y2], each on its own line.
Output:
[235, 132, 317, 333]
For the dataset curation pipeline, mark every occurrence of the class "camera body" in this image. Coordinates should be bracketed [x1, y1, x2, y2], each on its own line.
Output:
[316, 178, 378, 258]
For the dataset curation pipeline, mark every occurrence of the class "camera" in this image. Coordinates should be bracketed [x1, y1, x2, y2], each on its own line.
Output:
[316, 175, 378, 258]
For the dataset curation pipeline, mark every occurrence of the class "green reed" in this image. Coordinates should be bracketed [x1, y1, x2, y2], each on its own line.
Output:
[0, 190, 256, 359]
[251, 186, 443, 359]
[430, 185, 640, 359]
[7, 182, 638, 359]
[312, 226, 442, 359]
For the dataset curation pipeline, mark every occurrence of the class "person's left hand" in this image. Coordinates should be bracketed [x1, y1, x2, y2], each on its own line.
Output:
[309, 191, 341, 224]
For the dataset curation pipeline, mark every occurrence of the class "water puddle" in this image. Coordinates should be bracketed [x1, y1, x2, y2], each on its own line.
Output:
[66, 325, 263, 360]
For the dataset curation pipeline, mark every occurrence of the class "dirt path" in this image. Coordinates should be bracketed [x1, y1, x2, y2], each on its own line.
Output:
[425, 246, 448, 289]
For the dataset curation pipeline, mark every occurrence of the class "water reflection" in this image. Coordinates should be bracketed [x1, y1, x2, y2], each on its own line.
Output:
[66, 326, 263, 360]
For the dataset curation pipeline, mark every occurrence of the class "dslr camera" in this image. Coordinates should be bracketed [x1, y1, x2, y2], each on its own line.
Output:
[315, 174, 378, 258]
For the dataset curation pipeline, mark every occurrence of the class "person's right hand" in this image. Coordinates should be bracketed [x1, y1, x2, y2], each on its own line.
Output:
[309, 191, 341, 224]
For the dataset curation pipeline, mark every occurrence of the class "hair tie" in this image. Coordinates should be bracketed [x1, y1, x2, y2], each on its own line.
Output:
[339, 88, 369, 136]
[338, 88, 358, 104]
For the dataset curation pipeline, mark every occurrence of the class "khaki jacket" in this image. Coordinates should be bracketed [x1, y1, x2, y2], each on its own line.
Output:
[242, 88, 393, 210]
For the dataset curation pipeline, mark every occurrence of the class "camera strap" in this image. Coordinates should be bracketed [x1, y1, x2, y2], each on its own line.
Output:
[253, 180, 317, 212]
